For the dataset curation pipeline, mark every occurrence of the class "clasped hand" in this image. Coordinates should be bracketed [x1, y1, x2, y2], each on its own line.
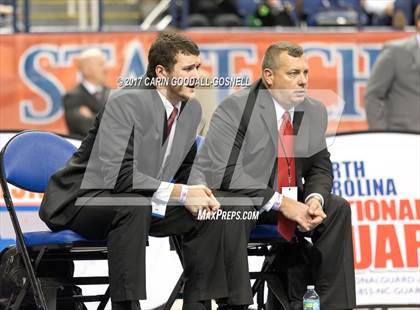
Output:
[184, 185, 220, 217]
[279, 196, 326, 232]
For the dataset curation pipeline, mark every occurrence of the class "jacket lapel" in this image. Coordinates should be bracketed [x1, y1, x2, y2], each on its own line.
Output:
[293, 101, 310, 158]
[255, 81, 278, 148]
[151, 89, 169, 173]
[293, 101, 310, 191]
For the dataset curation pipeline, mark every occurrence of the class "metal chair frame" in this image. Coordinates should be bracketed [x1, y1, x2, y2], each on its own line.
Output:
[0, 130, 110, 310]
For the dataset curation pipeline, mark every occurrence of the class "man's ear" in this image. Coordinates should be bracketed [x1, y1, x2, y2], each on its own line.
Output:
[263, 68, 273, 87]
[155, 65, 167, 79]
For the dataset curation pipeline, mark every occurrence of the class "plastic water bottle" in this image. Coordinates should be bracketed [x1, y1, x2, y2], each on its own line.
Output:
[303, 285, 320, 310]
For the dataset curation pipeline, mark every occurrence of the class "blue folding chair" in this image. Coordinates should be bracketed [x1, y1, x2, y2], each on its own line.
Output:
[0, 131, 109, 310]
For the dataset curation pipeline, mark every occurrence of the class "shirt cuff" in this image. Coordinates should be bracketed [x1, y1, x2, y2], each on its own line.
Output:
[260, 192, 283, 213]
[179, 184, 189, 205]
[151, 182, 174, 217]
[305, 193, 324, 207]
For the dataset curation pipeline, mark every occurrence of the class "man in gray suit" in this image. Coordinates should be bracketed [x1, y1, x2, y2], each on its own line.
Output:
[190, 41, 355, 309]
[40, 32, 254, 310]
[365, 5, 420, 132]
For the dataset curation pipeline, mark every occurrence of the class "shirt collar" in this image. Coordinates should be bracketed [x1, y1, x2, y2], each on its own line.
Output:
[82, 80, 102, 95]
[271, 97, 295, 126]
[157, 90, 182, 120]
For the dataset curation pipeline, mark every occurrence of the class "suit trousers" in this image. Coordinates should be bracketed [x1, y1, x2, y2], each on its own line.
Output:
[65, 190, 256, 305]
[258, 194, 356, 310]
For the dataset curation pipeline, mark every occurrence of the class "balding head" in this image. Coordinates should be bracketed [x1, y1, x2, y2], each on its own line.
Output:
[77, 48, 107, 86]
[262, 41, 304, 72]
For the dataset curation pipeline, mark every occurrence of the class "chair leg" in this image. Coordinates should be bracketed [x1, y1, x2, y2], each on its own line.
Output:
[164, 272, 184, 310]
[256, 283, 265, 310]
[97, 286, 110, 310]
[251, 260, 270, 295]
[31, 277, 49, 310]
[6, 280, 48, 310]
[42, 284, 58, 310]
[8, 209, 49, 309]
[252, 258, 271, 308]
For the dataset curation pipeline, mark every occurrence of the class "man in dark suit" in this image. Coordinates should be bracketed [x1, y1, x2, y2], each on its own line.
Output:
[40, 32, 254, 310]
[63, 48, 109, 138]
[365, 5, 420, 132]
[190, 41, 356, 309]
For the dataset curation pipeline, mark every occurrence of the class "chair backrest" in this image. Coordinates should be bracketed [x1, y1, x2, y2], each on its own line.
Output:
[0, 131, 77, 193]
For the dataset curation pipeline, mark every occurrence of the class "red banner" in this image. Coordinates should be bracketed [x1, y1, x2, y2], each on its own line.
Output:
[0, 31, 414, 135]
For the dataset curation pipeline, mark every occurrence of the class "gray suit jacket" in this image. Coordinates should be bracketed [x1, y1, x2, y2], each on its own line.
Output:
[189, 80, 333, 209]
[40, 87, 201, 228]
[365, 34, 420, 132]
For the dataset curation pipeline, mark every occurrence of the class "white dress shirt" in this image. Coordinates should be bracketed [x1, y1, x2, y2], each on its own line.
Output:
[150, 91, 182, 211]
[261, 97, 324, 213]
[82, 80, 103, 95]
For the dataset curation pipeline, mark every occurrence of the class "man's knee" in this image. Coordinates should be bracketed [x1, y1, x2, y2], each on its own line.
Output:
[328, 194, 352, 221]
[119, 205, 151, 224]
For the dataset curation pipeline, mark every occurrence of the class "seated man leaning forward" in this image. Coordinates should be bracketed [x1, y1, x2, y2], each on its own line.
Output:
[39, 31, 255, 310]
[189, 41, 356, 310]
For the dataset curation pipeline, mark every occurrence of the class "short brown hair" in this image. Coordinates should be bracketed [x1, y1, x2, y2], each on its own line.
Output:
[262, 41, 304, 71]
[146, 31, 200, 78]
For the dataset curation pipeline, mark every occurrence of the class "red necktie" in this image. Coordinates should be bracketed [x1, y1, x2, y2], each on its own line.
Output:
[166, 106, 178, 140]
[277, 111, 297, 241]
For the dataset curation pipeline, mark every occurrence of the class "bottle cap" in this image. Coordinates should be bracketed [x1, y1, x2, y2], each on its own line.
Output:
[307, 285, 315, 289]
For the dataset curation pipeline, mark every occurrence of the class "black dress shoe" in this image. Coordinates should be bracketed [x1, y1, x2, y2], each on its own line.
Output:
[111, 300, 141, 310]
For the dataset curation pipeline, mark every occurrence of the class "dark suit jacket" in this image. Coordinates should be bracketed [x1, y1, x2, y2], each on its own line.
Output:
[40, 87, 201, 228]
[190, 79, 333, 209]
[63, 83, 109, 138]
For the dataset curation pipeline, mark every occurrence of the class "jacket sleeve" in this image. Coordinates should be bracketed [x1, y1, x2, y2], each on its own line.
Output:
[189, 97, 274, 209]
[302, 102, 333, 206]
[82, 90, 161, 195]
